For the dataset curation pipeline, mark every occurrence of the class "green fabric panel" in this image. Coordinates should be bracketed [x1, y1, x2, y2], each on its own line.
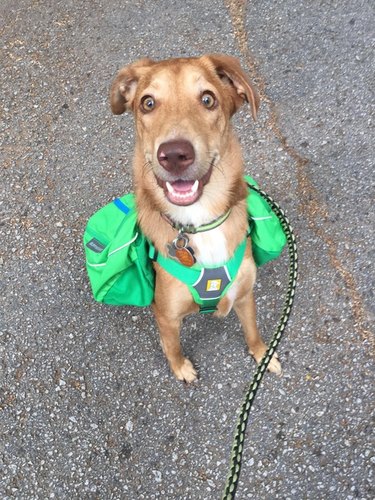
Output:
[244, 176, 287, 266]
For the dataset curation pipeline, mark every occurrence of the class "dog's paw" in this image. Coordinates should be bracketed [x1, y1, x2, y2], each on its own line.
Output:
[173, 358, 198, 383]
[265, 352, 282, 376]
[250, 348, 282, 376]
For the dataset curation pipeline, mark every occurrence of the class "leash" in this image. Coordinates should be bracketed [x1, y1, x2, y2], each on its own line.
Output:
[222, 184, 298, 499]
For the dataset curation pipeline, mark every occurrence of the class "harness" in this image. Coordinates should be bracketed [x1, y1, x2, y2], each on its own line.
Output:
[148, 238, 247, 314]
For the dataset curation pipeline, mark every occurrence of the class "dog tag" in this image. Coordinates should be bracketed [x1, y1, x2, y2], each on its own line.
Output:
[170, 233, 196, 267]
[175, 246, 196, 267]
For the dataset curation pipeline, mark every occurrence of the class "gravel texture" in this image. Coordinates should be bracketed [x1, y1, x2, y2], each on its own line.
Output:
[1, 0, 374, 499]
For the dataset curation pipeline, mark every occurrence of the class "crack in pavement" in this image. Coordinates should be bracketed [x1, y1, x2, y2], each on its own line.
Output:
[224, 0, 373, 352]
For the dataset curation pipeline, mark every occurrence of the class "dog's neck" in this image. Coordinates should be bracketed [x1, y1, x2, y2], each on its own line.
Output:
[139, 200, 249, 267]
[190, 226, 231, 266]
[160, 209, 233, 266]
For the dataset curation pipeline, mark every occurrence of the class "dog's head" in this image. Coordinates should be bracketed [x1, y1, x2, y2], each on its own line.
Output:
[110, 54, 259, 212]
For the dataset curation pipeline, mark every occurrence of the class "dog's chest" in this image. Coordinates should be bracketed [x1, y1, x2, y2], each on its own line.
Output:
[190, 228, 229, 267]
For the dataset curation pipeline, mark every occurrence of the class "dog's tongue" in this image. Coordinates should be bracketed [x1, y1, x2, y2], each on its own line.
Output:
[171, 180, 195, 192]
[165, 179, 199, 205]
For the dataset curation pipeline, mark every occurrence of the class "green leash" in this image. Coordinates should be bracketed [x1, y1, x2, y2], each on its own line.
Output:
[222, 185, 298, 499]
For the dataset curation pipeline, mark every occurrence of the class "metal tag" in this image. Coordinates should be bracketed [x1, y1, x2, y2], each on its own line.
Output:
[167, 233, 196, 267]
[175, 246, 196, 267]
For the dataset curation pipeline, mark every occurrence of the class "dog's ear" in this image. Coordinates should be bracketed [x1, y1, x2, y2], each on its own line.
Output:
[110, 58, 155, 114]
[203, 54, 260, 120]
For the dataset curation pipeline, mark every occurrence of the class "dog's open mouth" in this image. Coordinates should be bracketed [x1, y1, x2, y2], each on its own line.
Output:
[156, 164, 213, 206]
[165, 179, 200, 205]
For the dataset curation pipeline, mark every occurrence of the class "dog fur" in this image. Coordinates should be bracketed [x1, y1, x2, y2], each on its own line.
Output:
[110, 54, 281, 382]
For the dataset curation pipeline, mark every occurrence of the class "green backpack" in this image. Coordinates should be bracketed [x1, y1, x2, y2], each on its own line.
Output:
[245, 176, 287, 266]
[83, 176, 286, 306]
[83, 195, 155, 306]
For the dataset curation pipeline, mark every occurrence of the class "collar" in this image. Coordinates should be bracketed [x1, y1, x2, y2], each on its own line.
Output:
[161, 209, 232, 234]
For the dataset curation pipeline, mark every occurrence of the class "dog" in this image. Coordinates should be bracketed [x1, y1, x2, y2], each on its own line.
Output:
[110, 54, 281, 382]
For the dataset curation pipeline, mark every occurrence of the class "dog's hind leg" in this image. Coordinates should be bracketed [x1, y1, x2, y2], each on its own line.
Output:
[152, 305, 198, 383]
[234, 289, 282, 375]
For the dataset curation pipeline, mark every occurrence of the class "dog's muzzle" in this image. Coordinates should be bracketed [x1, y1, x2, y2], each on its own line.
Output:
[155, 140, 213, 206]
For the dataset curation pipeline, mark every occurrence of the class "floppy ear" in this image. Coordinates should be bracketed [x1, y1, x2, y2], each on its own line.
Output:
[203, 53, 260, 120]
[110, 58, 155, 114]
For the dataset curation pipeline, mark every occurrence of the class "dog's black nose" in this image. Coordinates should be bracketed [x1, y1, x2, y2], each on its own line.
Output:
[157, 140, 195, 172]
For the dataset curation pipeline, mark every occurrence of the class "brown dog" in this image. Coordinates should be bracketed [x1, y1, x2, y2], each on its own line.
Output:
[110, 54, 281, 382]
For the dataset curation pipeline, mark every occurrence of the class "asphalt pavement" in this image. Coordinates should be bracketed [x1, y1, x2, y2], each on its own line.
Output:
[1, 0, 374, 498]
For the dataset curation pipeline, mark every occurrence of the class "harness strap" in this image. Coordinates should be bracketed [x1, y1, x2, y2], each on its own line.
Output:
[149, 238, 248, 313]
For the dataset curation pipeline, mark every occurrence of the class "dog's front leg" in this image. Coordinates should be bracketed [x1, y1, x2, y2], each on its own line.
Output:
[234, 288, 282, 375]
[152, 305, 198, 383]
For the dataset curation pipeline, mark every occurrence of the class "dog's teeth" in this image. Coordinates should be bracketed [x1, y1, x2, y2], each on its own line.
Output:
[192, 180, 199, 193]
[166, 181, 174, 193]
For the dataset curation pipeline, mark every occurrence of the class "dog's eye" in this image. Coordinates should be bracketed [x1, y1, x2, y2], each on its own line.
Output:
[140, 95, 156, 112]
[201, 92, 216, 109]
